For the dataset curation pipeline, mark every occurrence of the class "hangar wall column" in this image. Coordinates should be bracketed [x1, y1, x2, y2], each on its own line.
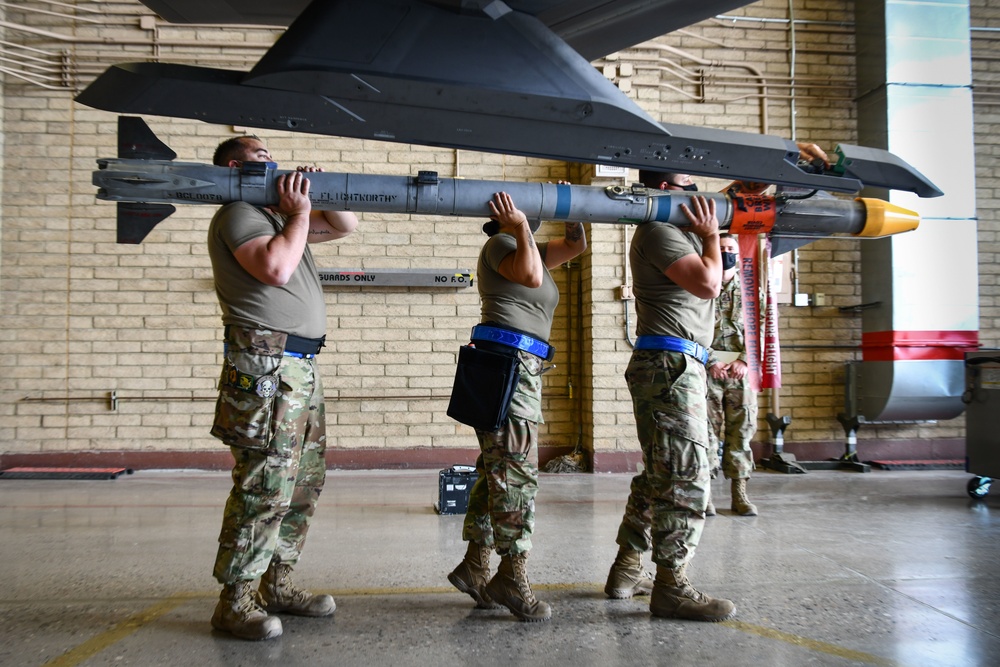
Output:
[566, 163, 631, 472]
[852, 0, 978, 422]
[0, 5, 5, 269]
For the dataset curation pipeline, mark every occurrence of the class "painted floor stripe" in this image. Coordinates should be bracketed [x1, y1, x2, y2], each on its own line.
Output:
[722, 620, 901, 667]
[43, 594, 197, 667]
[39, 586, 900, 667]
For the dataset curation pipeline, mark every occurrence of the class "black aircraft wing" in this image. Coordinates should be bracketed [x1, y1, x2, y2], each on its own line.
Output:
[134, 0, 748, 62]
[76, 0, 942, 197]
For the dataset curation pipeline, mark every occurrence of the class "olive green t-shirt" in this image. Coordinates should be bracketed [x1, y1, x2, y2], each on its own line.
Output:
[630, 222, 714, 348]
[208, 201, 326, 339]
[476, 233, 557, 341]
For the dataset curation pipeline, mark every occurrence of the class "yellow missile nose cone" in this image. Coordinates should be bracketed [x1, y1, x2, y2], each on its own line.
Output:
[856, 198, 920, 237]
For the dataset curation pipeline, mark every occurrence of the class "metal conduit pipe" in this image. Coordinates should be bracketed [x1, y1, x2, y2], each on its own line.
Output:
[674, 27, 853, 59]
[712, 15, 1000, 37]
[623, 221, 635, 349]
[630, 61, 854, 98]
[18, 390, 574, 407]
[788, 0, 798, 139]
[769, 0, 796, 450]
[714, 14, 855, 29]
[645, 43, 769, 134]
[0, 20, 275, 46]
[4, 1, 284, 30]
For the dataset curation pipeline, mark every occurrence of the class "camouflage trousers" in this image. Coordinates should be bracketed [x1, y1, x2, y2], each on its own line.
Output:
[615, 350, 711, 569]
[212, 343, 327, 585]
[706, 374, 757, 480]
[462, 350, 543, 556]
[462, 419, 539, 555]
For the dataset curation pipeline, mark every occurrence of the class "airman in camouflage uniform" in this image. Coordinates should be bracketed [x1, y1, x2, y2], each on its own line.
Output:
[461, 350, 543, 557]
[447, 192, 587, 623]
[706, 234, 758, 516]
[604, 172, 736, 622]
[212, 328, 328, 584]
[615, 350, 712, 562]
[206, 136, 358, 640]
[698, 149, 830, 515]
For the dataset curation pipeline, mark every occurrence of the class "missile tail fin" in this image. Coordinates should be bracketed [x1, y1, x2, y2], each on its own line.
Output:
[118, 202, 176, 244]
[770, 234, 830, 256]
[118, 116, 176, 161]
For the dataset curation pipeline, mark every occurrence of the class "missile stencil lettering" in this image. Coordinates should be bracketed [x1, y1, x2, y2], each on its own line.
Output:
[326, 192, 400, 203]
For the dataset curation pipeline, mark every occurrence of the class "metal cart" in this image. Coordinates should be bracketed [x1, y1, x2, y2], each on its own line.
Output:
[963, 351, 1000, 498]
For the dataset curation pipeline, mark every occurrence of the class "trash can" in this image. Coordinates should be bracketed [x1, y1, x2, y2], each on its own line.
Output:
[963, 351, 1000, 498]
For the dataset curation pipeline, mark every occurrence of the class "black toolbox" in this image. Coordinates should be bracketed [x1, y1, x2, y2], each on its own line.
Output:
[435, 465, 478, 515]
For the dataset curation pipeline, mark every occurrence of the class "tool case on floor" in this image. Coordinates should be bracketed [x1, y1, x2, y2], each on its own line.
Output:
[435, 465, 477, 515]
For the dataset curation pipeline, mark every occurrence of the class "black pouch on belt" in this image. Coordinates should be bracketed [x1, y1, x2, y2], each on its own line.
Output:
[447, 344, 521, 432]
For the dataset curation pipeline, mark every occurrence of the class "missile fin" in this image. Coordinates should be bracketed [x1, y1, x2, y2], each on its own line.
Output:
[118, 202, 176, 244]
[118, 116, 177, 161]
[769, 234, 830, 257]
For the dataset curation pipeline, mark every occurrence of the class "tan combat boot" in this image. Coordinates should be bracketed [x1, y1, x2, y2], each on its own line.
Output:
[650, 565, 736, 622]
[705, 491, 717, 517]
[604, 548, 654, 599]
[211, 580, 283, 640]
[731, 478, 758, 516]
[259, 562, 336, 617]
[484, 552, 551, 622]
[448, 541, 501, 609]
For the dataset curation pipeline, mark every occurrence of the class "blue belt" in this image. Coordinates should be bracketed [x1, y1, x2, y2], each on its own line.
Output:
[223, 342, 315, 359]
[282, 350, 315, 359]
[634, 335, 710, 365]
[471, 325, 554, 361]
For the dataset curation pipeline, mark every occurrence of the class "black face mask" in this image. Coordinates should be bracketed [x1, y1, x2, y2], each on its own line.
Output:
[722, 252, 737, 271]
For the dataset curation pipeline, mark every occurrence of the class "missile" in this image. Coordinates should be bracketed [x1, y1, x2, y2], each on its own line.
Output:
[95, 117, 919, 247]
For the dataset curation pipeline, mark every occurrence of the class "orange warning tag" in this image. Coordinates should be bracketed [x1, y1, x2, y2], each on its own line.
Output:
[729, 195, 776, 234]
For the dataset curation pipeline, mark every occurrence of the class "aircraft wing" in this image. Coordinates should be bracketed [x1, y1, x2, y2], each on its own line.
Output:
[135, 0, 749, 62]
[76, 0, 942, 197]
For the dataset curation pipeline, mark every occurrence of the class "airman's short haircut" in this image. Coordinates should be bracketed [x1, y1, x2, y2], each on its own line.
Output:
[212, 135, 262, 166]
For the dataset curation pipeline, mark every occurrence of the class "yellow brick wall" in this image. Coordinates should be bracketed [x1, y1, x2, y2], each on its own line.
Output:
[1, 1, 996, 465]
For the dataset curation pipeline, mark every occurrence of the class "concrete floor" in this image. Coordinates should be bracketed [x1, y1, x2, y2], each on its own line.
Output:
[0, 467, 998, 667]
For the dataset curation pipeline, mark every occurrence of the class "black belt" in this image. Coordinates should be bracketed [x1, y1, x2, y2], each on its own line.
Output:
[285, 333, 325, 356]
[224, 325, 325, 356]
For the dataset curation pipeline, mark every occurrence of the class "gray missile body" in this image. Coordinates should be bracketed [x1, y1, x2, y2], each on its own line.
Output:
[93, 156, 918, 247]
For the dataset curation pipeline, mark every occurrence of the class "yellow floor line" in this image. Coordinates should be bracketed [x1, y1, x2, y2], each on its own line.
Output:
[331, 581, 584, 596]
[722, 620, 901, 667]
[40, 586, 900, 667]
[43, 593, 199, 667]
